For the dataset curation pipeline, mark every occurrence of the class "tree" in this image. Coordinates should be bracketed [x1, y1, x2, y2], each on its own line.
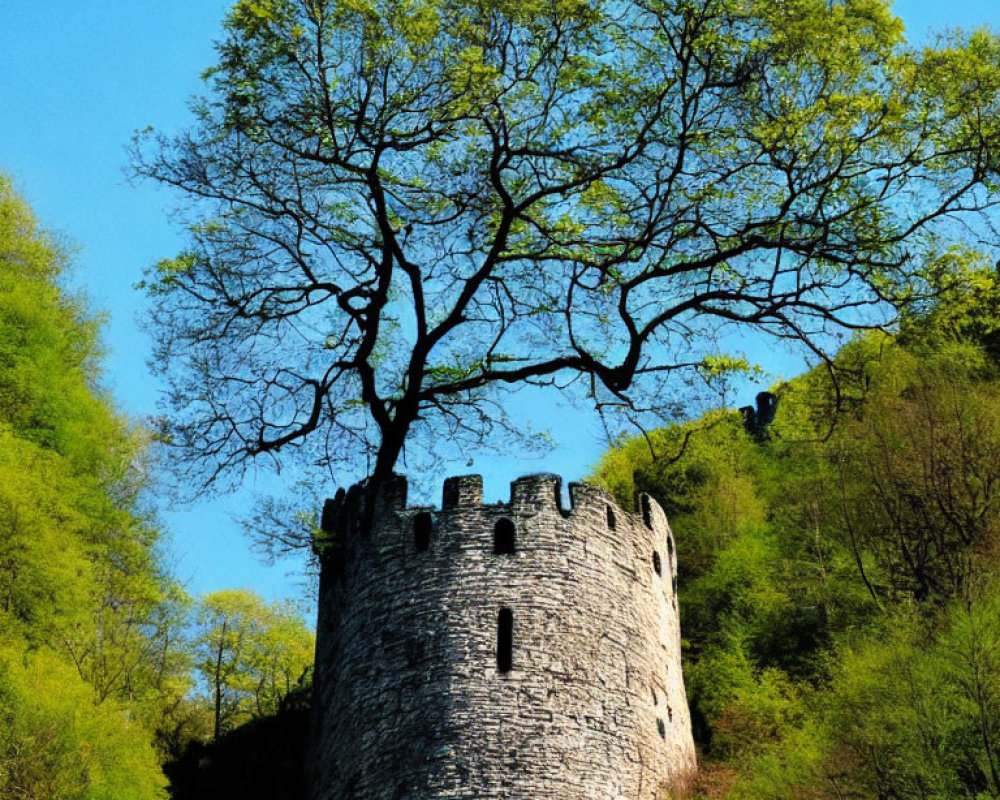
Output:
[0, 647, 170, 800]
[193, 589, 314, 739]
[135, 0, 1000, 501]
[831, 345, 1000, 603]
[729, 583, 1000, 800]
[0, 175, 189, 797]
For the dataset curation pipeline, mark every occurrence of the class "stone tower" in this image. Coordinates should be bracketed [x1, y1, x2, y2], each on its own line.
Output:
[310, 473, 696, 800]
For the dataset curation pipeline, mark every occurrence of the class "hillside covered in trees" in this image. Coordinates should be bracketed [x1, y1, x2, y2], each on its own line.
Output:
[0, 177, 313, 799]
[594, 253, 1000, 799]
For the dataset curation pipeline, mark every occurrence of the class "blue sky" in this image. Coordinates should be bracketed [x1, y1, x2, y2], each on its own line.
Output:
[1, 0, 997, 608]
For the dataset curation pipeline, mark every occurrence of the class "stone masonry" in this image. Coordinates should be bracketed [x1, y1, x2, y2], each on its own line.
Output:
[309, 473, 696, 800]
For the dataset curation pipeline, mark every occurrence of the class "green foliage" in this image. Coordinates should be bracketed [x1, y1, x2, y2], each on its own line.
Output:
[0, 176, 189, 797]
[193, 589, 314, 739]
[825, 611, 995, 799]
[596, 256, 1000, 798]
[0, 647, 168, 800]
[831, 344, 1000, 602]
[732, 586, 1000, 800]
[899, 248, 1000, 361]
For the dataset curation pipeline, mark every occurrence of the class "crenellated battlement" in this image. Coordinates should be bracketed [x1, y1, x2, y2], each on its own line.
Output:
[318, 473, 623, 531]
[315, 473, 676, 578]
[309, 471, 695, 800]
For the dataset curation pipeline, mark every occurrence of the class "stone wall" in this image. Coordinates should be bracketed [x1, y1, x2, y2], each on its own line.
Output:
[310, 473, 696, 800]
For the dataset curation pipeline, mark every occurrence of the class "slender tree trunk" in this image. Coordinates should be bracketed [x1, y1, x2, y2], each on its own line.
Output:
[213, 618, 227, 740]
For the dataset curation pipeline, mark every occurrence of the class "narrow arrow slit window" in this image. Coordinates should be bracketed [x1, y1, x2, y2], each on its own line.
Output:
[497, 607, 513, 673]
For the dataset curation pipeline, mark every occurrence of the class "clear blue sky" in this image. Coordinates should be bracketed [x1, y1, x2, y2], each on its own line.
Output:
[0, 0, 997, 608]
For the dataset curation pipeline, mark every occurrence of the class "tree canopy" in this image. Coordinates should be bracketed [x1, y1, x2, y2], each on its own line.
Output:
[0, 175, 183, 799]
[193, 589, 314, 739]
[135, 0, 1000, 493]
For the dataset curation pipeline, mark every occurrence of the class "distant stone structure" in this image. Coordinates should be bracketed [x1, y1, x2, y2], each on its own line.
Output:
[309, 473, 696, 800]
[740, 391, 778, 440]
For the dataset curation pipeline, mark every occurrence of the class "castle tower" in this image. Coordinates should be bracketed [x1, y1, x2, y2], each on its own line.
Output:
[310, 474, 696, 800]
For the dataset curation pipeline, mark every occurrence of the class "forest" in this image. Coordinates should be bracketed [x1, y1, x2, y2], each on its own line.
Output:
[594, 252, 1000, 798]
[0, 178, 314, 799]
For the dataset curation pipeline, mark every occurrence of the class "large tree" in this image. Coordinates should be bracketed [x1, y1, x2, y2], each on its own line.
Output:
[135, 0, 1000, 495]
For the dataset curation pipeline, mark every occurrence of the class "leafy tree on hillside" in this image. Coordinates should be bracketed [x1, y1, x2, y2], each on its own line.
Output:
[135, 0, 1000, 507]
[194, 589, 314, 739]
[0, 176, 189, 798]
[594, 257, 1000, 798]
[0, 647, 170, 800]
[831, 345, 1000, 603]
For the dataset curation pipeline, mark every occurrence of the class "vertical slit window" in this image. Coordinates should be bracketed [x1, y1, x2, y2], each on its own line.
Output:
[494, 518, 516, 555]
[497, 607, 513, 673]
[414, 512, 432, 552]
[554, 483, 570, 519]
[641, 495, 652, 528]
[606, 505, 616, 530]
[652, 551, 662, 576]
